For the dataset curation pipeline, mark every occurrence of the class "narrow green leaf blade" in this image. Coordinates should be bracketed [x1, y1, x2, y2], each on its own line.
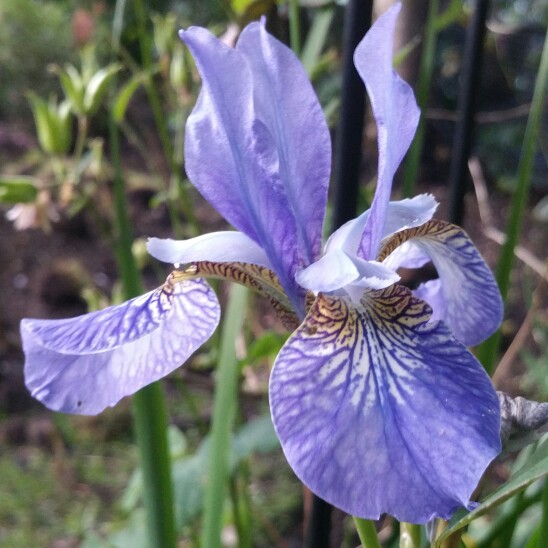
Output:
[113, 73, 146, 122]
[435, 436, 548, 546]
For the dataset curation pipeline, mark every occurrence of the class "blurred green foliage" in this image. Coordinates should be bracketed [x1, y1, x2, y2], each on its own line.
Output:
[0, 0, 74, 122]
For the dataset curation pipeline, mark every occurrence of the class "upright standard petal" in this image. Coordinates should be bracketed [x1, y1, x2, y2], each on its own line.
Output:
[237, 21, 331, 265]
[23, 278, 220, 415]
[270, 286, 501, 523]
[354, 2, 421, 260]
[180, 27, 306, 315]
[379, 220, 503, 346]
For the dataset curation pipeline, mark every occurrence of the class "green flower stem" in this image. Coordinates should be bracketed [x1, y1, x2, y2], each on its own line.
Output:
[289, 0, 301, 55]
[476, 25, 548, 374]
[73, 115, 89, 167]
[201, 284, 249, 548]
[401, 522, 421, 547]
[402, 0, 439, 197]
[132, 0, 197, 237]
[132, 385, 176, 547]
[230, 471, 252, 548]
[353, 517, 381, 548]
[110, 112, 176, 548]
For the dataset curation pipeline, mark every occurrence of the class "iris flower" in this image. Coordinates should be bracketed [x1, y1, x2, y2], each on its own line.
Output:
[21, 3, 503, 523]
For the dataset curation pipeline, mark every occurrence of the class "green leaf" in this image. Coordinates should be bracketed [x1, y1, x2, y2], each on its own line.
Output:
[113, 73, 146, 123]
[0, 176, 39, 204]
[300, 7, 335, 76]
[170, 414, 279, 530]
[50, 99, 73, 155]
[242, 331, 288, 365]
[435, 435, 548, 546]
[232, 414, 280, 461]
[26, 93, 55, 154]
[231, 0, 258, 15]
[58, 64, 85, 114]
[84, 64, 121, 115]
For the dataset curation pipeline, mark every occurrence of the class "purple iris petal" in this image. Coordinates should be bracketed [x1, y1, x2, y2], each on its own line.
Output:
[180, 27, 306, 315]
[383, 221, 503, 346]
[22, 279, 219, 414]
[354, 3, 421, 260]
[237, 21, 331, 265]
[270, 286, 501, 523]
[147, 231, 271, 267]
[414, 279, 445, 322]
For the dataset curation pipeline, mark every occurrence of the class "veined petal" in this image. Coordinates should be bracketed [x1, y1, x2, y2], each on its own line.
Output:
[180, 26, 305, 315]
[326, 195, 437, 256]
[147, 231, 271, 268]
[237, 21, 331, 265]
[270, 286, 501, 523]
[379, 220, 503, 346]
[354, 2, 421, 260]
[22, 278, 220, 414]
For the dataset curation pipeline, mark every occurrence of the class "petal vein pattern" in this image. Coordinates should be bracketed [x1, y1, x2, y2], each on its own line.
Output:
[237, 22, 331, 264]
[270, 285, 501, 523]
[180, 26, 306, 314]
[22, 278, 220, 414]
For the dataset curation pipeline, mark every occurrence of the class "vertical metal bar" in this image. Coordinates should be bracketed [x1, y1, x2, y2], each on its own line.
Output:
[305, 1, 372, 547]
[331, 0, 374, 231]
[447, 0, 490, 225]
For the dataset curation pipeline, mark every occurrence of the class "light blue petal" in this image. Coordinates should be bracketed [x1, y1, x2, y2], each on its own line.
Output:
[326, 195, 436, 257]
[296, 250, 399, 295]
[147, 231, 271, 267]
[180, 26, 306, 315]
[270, 286, 501, 523]
[414, 279, 445, 322]
[381, 194, 438, 239]
[382, 220, 503, 346]
[295, 249, 359, 293]
[22, 278, 220, 414]
[348, 257, 400, 290]
[354, 3, 421, 260]
[237, 21, 331, 265]
[382, 240, 431, 270]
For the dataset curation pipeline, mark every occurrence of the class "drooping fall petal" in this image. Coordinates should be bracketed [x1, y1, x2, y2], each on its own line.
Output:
[379, 220, 503, 346]
[22, 278, 220, 414]
[270, 286, 500, 523]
